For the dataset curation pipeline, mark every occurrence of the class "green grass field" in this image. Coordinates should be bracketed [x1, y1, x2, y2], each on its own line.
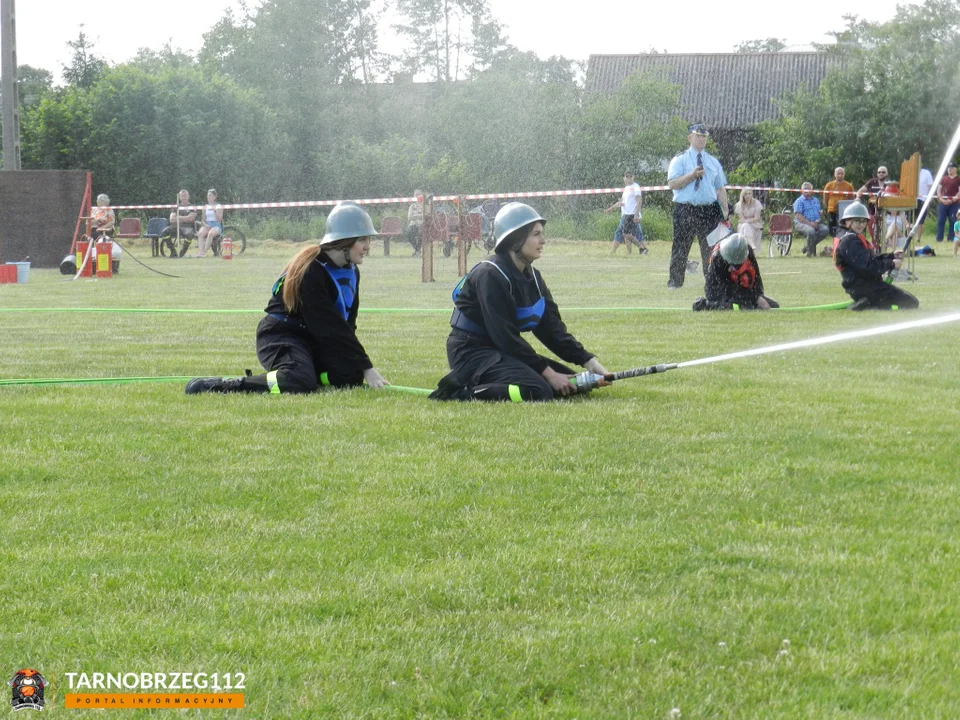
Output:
[3, 237, 960, 718]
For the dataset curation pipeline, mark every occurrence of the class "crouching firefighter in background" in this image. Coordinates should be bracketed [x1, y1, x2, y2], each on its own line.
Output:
[693, 233, 778, 311]
[430, 202, 609, 402]
[833, 201, 919, 311]
[185, 203, 390, 394]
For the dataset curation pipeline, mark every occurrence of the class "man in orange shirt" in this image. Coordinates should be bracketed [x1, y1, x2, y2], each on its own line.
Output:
[823, 166, 854, 236]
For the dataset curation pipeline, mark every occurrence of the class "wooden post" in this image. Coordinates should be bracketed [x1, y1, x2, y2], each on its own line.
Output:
[421, 194, 434, 283]
[457, 195, 468, 277]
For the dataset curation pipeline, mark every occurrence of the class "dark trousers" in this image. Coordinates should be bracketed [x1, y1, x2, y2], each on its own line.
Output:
[935, 202, 956, 242]
[848, 281, 920, 310]
[245, 319, 364, 394]
[670, 203, 721, 287]
[439, 332, 574, 402]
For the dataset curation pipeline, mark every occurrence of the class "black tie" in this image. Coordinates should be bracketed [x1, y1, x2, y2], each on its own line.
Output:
[694, 152, 703, 191]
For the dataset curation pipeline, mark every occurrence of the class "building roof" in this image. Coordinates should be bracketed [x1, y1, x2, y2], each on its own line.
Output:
[586, 52, 836, 128]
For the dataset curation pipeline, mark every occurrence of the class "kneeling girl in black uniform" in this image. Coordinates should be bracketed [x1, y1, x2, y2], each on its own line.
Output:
[693, 233, 778, 311]
[432, 202, 608, 402]
[185, 203, 390, 394]
[833, 201, 919, 311]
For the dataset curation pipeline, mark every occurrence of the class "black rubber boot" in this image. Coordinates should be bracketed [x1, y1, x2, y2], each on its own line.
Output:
[185, 377, 247, 394]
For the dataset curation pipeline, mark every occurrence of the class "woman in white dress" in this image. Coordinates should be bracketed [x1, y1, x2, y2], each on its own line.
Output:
[734, 188, 764, 253]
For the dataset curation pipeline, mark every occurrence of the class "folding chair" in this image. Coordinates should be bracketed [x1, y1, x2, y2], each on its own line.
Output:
[768, 213, 793, 257]
[145, 217, 170, 257]
[115, 217, 141, 239]
[378, 216, 403, 256]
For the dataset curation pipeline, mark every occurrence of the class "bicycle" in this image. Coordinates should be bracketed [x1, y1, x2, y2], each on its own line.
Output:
[158, 221, 247, 258]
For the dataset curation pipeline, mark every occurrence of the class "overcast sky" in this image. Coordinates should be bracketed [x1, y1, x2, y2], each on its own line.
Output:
[16, 0, 905, 82]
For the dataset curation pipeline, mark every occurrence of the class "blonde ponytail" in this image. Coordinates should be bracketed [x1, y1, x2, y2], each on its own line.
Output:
[281, 245, 322, 313]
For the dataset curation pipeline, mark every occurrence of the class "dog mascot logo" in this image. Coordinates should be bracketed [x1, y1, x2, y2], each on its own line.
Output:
[10, 669, 46, 711]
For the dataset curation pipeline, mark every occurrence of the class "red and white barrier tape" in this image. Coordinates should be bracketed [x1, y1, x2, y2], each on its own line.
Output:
[106, 185, 891, 212]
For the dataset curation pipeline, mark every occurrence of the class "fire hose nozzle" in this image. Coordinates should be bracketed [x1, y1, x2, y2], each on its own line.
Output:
[569, 372, 608, 393]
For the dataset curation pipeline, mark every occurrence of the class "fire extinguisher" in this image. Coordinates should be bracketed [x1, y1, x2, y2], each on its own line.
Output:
[222, 236, 233, 260]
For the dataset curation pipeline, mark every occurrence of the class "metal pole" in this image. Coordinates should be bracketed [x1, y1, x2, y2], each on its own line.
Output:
[0, 0, 21, 170]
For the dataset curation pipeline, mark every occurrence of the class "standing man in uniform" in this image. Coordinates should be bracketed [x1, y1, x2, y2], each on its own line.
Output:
[667, 123, 728, 289]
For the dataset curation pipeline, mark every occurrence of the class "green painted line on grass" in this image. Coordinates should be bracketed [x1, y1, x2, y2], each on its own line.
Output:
[0, 374, 435, 395]
[774, 300, 854, 312]
[0, 375, 195, 386]
[0, 302, 854, 315]
[383, 385, 434, 396]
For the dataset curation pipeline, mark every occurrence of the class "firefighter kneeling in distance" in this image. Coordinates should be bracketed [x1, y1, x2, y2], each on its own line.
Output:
[693, 233, 778, 311]
[833, 201, 919, 311]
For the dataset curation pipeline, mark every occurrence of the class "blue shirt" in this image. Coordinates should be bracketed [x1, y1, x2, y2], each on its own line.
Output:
[792, 195, 822, 223]
[668, 146, 727, 205]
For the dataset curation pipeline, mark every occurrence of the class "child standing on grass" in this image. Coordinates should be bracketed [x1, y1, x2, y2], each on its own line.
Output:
[954, 209, 960, 258]
[185, 203, 390, 394]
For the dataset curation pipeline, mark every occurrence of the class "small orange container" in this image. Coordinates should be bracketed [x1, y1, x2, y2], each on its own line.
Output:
[75, 240, 93, 277]
[95, 240, 113, 278]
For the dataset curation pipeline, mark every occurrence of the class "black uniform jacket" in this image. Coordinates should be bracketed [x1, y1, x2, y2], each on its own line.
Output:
[834, 231, 896, 294]
[451, 255, 593, 373]
[262, 251, 373, 370]
[704, 246, 766, 307]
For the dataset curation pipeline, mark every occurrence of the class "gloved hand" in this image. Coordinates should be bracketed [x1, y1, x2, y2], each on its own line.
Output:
[363, 367, 390, 389]
[584, 357, 608, 376]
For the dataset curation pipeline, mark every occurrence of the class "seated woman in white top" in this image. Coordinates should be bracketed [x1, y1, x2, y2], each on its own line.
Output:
[733, 188, 763, 252]
[196, 188, 224, 257]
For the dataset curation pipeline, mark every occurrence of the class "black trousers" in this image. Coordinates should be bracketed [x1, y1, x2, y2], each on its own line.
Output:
[670, 203, 721, 287]
[437, 332, 575, 402]
[241, 318, 365, 394]
[848, 281, 919, 310]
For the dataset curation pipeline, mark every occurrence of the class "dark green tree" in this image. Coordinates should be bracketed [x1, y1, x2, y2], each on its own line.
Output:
[62, 29, 109, 88]
[17, 65, 53, 107]
[736, 0, 960, 187]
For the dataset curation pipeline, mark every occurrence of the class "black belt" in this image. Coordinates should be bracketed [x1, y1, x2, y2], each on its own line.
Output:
[267, 312, 307, 329]
[450, 309, 487, 337]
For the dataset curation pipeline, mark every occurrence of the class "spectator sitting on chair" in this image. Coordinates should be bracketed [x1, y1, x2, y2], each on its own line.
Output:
[823, 167, 854, 235]
[196, 188, 223, 258]
[169, 189, 198, 239]
[793, 182, 830, 256]
[406, 189, 424, 256]
[833, 201, 918, 311]
[693, 233, 778, 311]
[604, 171, 648, 255]
[855, 165, 888, 241]
[733, 188, 763, 253]
[91, 193, 115, 240]
[883, 209, 911, 252]
[90, 193, 123, 272]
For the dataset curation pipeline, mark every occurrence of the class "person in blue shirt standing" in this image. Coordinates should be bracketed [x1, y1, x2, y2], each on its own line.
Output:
[666, 123, 729, 288]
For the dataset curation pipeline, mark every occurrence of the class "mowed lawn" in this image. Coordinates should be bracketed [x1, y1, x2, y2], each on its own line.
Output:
[2, 237, 960, 718]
